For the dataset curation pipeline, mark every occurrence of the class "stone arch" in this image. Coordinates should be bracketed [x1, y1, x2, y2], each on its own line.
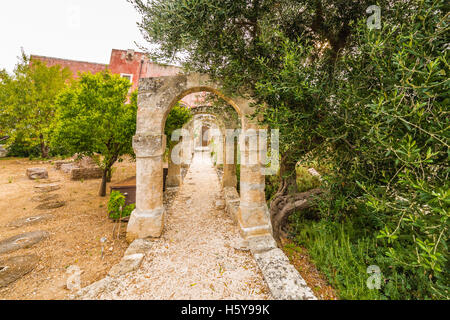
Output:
[127, 74, 272, 242]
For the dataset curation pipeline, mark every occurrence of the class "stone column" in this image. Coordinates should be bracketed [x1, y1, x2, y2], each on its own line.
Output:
[237, 129, 272, 238]
[126, 133, 166, 242]
[166, 142, 182, 187]
[222, 135, 237, 188]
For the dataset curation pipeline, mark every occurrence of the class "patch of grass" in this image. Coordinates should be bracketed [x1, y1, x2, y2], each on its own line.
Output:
[291, 218, 382, 299]
[290, 216, 447, 300]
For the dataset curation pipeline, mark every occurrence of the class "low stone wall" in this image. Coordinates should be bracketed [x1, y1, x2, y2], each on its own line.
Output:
[54, 160, 75, 170]
[70, 167, 103, 181]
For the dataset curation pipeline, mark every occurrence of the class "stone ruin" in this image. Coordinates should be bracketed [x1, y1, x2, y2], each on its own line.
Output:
[55, 155, 103, 180]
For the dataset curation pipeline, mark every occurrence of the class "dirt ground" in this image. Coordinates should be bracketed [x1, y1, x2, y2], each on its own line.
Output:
[0, 157, 136, 300]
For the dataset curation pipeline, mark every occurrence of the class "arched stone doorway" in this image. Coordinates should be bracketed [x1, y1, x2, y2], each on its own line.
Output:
[126, 74, 272, 242]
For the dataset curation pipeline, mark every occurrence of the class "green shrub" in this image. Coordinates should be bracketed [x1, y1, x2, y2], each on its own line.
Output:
[107, 191, 135, 220]
[291, 214, 449, 300]
[296, 165, 321, 192]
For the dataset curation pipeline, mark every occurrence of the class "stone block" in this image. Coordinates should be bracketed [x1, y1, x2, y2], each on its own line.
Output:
[6, 214, 54, 228]
[133, 134, 165, 157]
[0, 254, 39, 288]
[70, 167, 103, 180]
[54, 160, 74, 170]
[248, 235, 278, 254]
[124, 239, 153, 256]
[35, 200, 66, 210]
[34, 183, 61, 193]
[31, 193, 59, 202]
[0, 231, 49, 255]
[61, 163, 77, 173]
[26, 168, 48, 180]
[126, 208, 165, 242]
[108, 253, 144, 277]
[253, 248, 316, 300]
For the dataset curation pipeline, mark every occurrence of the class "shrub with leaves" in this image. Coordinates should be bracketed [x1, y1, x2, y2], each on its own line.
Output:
[107, 191, 135, 220]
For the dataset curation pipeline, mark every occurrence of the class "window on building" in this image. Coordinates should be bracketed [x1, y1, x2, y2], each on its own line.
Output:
[120, 73, 133, 83]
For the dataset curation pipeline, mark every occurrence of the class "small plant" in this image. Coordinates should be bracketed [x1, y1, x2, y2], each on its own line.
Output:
[8, 176, 13, 183]
[107, 190, 135, 220]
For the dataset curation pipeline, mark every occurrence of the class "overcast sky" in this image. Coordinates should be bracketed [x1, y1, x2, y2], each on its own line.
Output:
[0, 0, 148, 73]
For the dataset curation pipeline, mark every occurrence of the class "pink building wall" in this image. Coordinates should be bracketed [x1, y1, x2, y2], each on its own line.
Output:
[31, 49, 205, 107]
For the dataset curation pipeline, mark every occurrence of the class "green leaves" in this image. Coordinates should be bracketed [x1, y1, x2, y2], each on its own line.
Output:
[133, 0, 449, 298]
[108, 190, 135, 220]
[0, 53, 72, 157]
[52, 71, 137, 195]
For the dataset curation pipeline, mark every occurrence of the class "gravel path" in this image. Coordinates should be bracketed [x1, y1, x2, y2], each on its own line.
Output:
[96, 151, 270, 299]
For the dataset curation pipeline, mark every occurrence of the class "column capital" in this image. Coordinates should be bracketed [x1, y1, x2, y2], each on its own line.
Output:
[133, 133, 166, 158]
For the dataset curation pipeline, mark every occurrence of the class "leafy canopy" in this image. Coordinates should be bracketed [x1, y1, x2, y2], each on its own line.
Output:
[0, 53, 72, 157]
[52, 71, 137, 195]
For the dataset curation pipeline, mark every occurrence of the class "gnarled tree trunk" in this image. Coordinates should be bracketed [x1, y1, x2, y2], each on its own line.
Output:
[269, 157, 323, 242]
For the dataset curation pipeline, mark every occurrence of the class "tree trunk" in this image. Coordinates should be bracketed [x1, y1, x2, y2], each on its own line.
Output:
[39, 134, 49, 158]
[269, 157, 322, 242]
[106, 167, 112, 182]
[99, 168, 108, 197]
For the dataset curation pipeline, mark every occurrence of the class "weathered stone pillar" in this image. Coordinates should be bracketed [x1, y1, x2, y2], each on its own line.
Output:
[237, 129, 272, 238]
[126, 133, 166, 242]
[222, 135, 237, 188]
[166, 142, 182, 187]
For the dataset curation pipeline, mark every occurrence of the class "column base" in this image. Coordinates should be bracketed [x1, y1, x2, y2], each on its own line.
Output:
[126, 208, 165, 243]
[237, 203, 273, 239]
[239, 222, 273, 239]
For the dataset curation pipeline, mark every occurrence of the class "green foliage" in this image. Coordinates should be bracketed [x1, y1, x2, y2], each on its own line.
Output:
[107, 191, 135, 220]
[165, 103, 192, 146]
[291, 216, 449, 300]
[52, 71, 137, 195]
[296, 166, 321, 193]
[0, 52, 72, 157]
[134, 0, 449, 298]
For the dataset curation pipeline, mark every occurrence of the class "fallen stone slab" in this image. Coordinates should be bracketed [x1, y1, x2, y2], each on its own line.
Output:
[26, 168, 48, 180]
[0, 254, 39, 288]
[71, 276, 117, 300]
[108, 253, 145, 277]
[253, 247, 316, 300]
[6, 214, 54, 228]
[70, 167, 103, 180]
[0, 231, 49, 255]
[124, 239, 153, 256]
[31, 193, 60, 202]
[35, 200, 66, 210]
[34, 183, 61, 193]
